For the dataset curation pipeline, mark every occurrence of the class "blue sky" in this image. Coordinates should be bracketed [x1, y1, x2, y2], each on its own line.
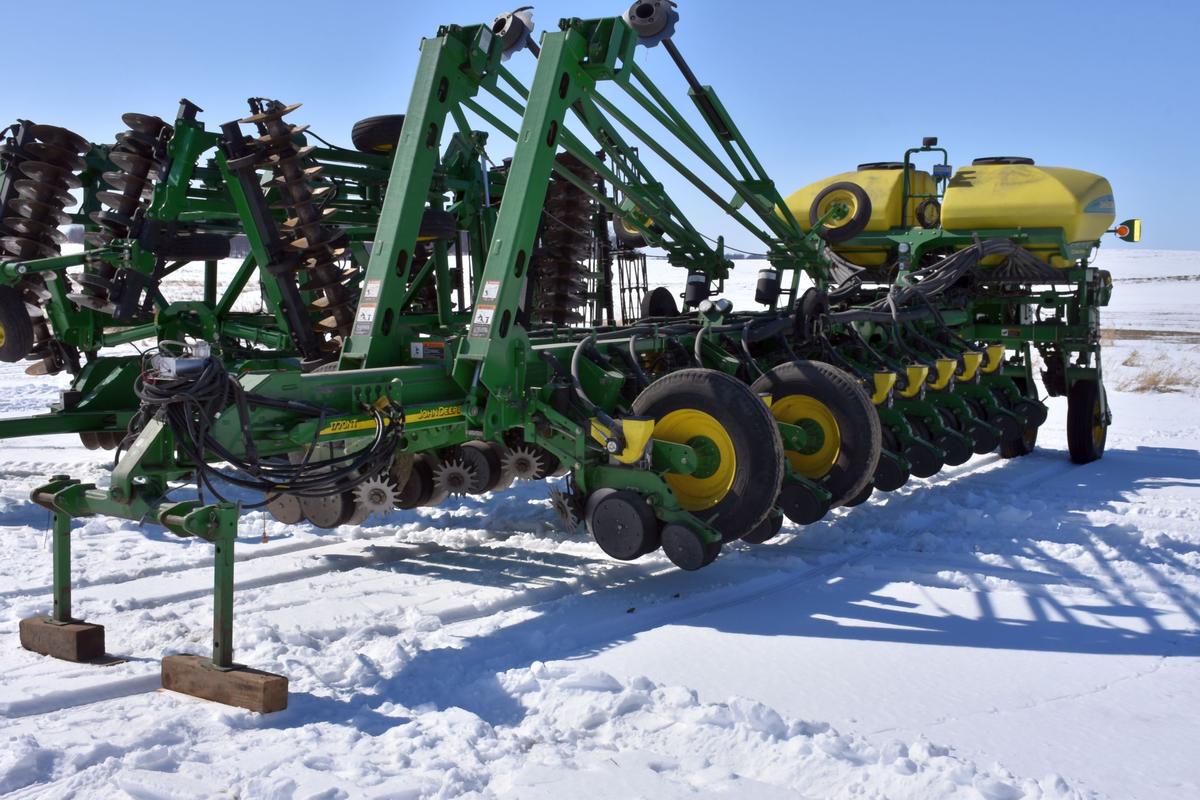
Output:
[6, 0, 1196, 250]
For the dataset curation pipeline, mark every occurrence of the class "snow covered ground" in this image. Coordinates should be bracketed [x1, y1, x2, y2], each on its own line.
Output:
[0, 249, 1197, 799]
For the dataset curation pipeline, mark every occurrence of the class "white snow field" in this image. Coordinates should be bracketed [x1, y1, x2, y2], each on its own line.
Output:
[0, 249, 1197, 799]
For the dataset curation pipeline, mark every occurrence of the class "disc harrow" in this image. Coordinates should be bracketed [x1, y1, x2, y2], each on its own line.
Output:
[0, 121, 90, 374]
[244, 98, 357, 347]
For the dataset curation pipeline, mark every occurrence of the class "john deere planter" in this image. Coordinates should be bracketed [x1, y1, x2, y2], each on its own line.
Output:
[8, 3, 1137, 711]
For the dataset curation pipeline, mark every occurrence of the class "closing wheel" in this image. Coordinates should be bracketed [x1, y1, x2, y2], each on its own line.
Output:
[661, 524, 721, 571]
[964, 397, 1001, 455]
[902, 415, 943, 479]
[460, 441, 503, 493]
[396, 457, 435, 509]
[1067, 378, 1107, 464]
[0, 286, 34, 363]
[843, 482, 874, 507]
[934, 407, 973, 467]
[809, 181, 872, 243]
[265, 493, 304, 524]
[741, 510, 783, 544]
[299, 493, 354, 528]
[873, 439, 910, 492]
[1000, 377, 1040, 459]
[586, 489, 661, 561]
[633, 368, 784, 542]
[751, 360, 881, 508]
[777, 481, 828, 525]
[351, 114, 405, 154]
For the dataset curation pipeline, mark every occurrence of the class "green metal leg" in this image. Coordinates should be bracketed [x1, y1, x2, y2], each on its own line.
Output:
[211, 509, 236, 668]
[204, 260, 218, 306]
[51, 511, 72, 624]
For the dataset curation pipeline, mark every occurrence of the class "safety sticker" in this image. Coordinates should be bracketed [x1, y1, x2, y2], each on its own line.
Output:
[364, 279, 382, 300]
[470, 304, 495, 338]
[481, 280, 501, 301]
[353, 304, 376, 336]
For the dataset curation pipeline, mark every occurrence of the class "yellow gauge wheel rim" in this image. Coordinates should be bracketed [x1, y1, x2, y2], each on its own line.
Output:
[817, 190, 859, 230]
[0, 321, 6, 349]
[653, 408, 736, 511]
[1092, 398, 1105, 448]
[771, 394, 841, 477]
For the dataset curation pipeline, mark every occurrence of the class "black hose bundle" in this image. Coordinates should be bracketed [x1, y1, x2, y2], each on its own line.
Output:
[130, 345, 400, 506]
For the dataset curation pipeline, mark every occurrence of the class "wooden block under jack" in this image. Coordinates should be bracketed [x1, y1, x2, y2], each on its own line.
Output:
[161, 654, 288, 713]
[19, 616, 105, 662]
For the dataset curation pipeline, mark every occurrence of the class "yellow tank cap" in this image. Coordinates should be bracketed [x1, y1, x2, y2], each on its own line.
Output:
[981, 344, 1006, 374]
[957, 351, 983, 382]
[871, 372, 897, 405]
[929, 358, 957, 391]
[897, 365, 930, 398]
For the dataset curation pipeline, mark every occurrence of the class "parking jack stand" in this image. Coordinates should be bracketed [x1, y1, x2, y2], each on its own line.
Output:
[20, 510, 106, 661]
[160, 505, 288, 713]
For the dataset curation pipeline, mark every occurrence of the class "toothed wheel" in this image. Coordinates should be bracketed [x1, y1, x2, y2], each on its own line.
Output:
[550, 486, 583, 532]
[433, 459, 476, 495]
[502, 445, 546, 481]
[353, 476, 398, 516]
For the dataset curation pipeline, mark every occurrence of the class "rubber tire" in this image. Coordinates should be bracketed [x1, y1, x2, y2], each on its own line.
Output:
[741, 511, 783, 544]
[935, 407, 973, 467]
[874, 427, 910, 492]
[614, 216, 648, 249]
[751, 360, 881, 508]
[0, 286, 34, 363]
[842, 482, 874, 508]
[632, 368, 784, 542]
[809, 181, 872, 244]
[661, 524, 721, 571]
[586, 489, 660, 561]
[640, 286, 679, 318]
[999, 377, 1039, 459]
[396, 457, 435, 509]
[1067, 379, 1107, 464]
[351, 114, 405, 154]
[460, 441, 503, 493]
[903, 415, 944, 479]
[419, 208, 458, 241]
[964, 397, 1001, 455]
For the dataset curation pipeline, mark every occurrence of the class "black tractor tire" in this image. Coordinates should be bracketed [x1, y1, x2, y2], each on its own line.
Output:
[751, 360, 881, 508]
[809, 181, 872, 243]
[1067, 378, 1107, 464]
[632, 368, 784, 542]
[351, 114, 406, 154]
[0, 286, 34, 363]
